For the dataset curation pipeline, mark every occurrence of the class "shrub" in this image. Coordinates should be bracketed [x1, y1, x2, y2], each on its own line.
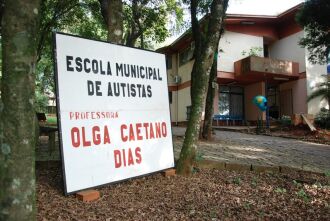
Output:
[314, 108, 330, 129]
[279, 115, 291, 127]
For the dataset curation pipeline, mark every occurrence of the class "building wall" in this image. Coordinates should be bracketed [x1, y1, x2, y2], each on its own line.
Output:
[279, 79, 308, 114]
[213, 88, 219, 114]
[218, 31, 264, 73]
[244, 82, 266, 121]
[268, 31, 306, 72]
[177, 87, 191, 122]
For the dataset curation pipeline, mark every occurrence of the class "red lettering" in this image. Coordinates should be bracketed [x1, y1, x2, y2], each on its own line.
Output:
[114, 150, 121, 168]
[121, 124, 128, 142]
[114, 147, 142, 168]
[143, 123, 149, 139]
[82, 127, 91, 147]
[149, 123, 155, 139]
[161, 122, 167, 137]
[155, 122, 161, 138]
[71, 127, 80, 147]
[104, 126, 111, 144]
[69, 112, 74, 120]
[129, 124, 135, 141]
[92, 126, 101, 145]
[135, 147, 142, 164]
[127, 148, 134, 166]
[136, 123, 143, 140]
[122, 149, 126, 166]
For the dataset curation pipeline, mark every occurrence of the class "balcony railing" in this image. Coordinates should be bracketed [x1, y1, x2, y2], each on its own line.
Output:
[234, 56, 299, 78]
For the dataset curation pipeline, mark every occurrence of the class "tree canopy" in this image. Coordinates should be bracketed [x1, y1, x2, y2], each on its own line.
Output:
[296, 0, 330, 64]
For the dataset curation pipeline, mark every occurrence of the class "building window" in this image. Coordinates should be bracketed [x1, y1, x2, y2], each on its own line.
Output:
[218, 86, 244, 119]
[267, 86, 279, 119]
[264, 44, 269, 57]
[179, 42, 195, 66]
[186, 105, 191, 120]
[169, 91, 172, 104]
[166, 55, 172, 70]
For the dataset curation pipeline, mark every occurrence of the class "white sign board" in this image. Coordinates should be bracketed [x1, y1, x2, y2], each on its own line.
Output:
[54, 33, 174, 194]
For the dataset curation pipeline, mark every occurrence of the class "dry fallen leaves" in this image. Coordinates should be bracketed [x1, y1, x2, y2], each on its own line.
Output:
[37, 162, 330, 220]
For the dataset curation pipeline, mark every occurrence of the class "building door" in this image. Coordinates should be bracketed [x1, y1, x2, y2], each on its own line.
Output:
[218, 86, 244, 119]
[280, 89, 293, 117]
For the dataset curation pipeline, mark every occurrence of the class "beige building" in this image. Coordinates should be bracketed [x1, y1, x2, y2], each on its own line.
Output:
[158, 4, 328, 125]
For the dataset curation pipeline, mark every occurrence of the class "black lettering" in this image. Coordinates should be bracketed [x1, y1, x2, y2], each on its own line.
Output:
[148, 67, 153, 79]
[140, 67, 145, 79]
[108, 82, 113, 96]
[142, 85, 146, 97]
[107, 62, 112, 75]
[121, 83, 126, 97]
[153, 68, 157, 80]
[92, 60, 98, 74]
[84, 58, 91, 73]
[137, 84, 142, 97]
[95, 81, 102, 96]
[131, 65, 136, 78]
[100, 60, 105, 75]
[124, 64, 130, 77]
[157, 69, 162, 81]
[114, 82, 120, 96]
[66, 56, 74, 71]
[131, 84, 136, 97]
[116, 63, 123, 76]
[75, 57, 82, 72]
[147, 85, 152, 97]
[87, 80, 94, 95]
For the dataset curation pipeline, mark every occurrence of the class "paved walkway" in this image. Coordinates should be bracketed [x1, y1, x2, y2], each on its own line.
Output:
[172, 127, 330, 173]
[37, 127, 330, 174]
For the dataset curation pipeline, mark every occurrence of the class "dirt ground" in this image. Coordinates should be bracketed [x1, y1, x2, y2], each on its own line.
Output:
[36, 126, 330, 220]
[268, 125, 330, 145]
[37, 162, 330, 220]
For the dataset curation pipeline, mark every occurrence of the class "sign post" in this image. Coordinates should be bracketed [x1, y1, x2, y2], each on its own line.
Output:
[53, 33, 174, 195]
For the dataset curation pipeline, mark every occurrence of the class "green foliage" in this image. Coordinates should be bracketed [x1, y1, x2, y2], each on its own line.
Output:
[325, 170, 330, 177]
[293, 180, 303, 188]
[314, 108, 330, 129]
[46, 115, 57, 125]
[36, 0, 107, 106]
[195, 151, 204, 162]
[296, 189, 310, 202]
[279, 115, 291, 127]
[232, 176, 241, 185]
[35, 91, 49, 113]
[251, 176, 258, 188]
[123, 0, 184, 48]
[241, 47, 263, 57]
[274, 187, 287, 194]
[296, 0, 330, 64]
[307, 75, 330, 106]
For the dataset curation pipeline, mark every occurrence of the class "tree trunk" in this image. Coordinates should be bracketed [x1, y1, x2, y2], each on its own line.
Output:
[99, 0, 123, 44]
[0, 0, 40, 220]
[176, 0, 228, 175]
[202, 51, 218, 140]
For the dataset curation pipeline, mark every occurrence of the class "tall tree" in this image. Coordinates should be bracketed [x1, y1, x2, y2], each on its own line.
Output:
[176, 0, 228, 175]
[99, 0, 183, 47]
[296, 0, 330, 64]
[123, 0, 183, 48]
[201, 49, 218, 140]
[35, 0, 107, 111]
[99, 0, 124, 43]
[0, 0, 40, 220]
